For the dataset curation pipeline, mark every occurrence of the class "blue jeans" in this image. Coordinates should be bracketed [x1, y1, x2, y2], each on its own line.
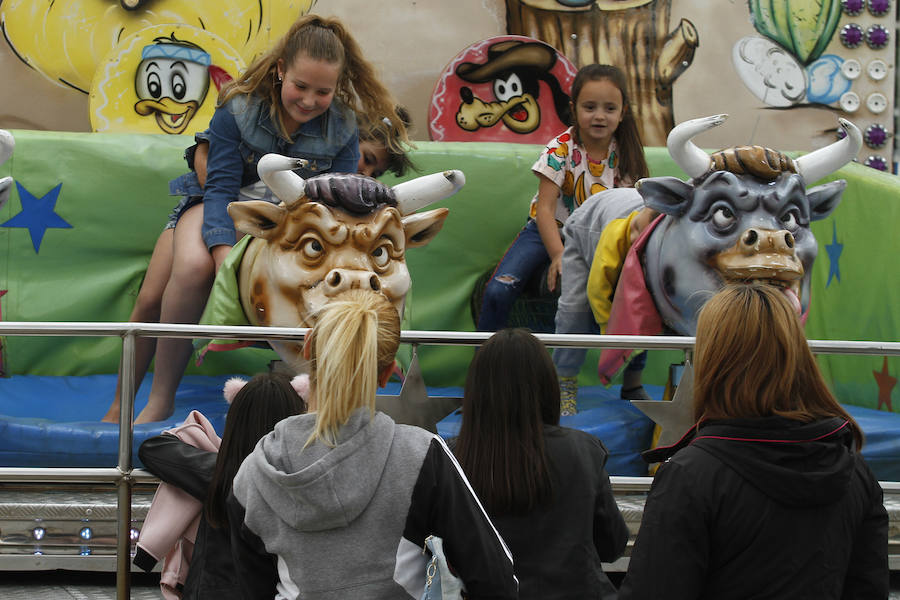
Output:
[553, 305, 647, 378]
[477, 219, 549, 331]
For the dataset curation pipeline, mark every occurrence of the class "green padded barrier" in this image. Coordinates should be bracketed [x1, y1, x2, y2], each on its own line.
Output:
[0, 131, 897, 409]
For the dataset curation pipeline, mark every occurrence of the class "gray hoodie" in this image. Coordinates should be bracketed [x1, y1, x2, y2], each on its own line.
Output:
[232, 408, 517, 600]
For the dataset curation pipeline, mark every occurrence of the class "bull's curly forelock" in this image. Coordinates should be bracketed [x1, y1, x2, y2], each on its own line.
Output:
[708, 146, 797, 181]
[303, 174, 397, 216]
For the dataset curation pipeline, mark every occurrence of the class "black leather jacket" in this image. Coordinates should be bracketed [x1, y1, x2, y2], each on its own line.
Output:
[136, 433, 260, 600]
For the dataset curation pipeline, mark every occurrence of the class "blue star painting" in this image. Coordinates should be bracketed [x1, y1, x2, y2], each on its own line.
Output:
[0, 182, 72, 253]
[825, 220, 843, 288]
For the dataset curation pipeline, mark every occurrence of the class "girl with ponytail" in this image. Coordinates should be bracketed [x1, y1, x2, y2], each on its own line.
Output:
[229, 290, 517, 599]
[105, 14, 408, 424]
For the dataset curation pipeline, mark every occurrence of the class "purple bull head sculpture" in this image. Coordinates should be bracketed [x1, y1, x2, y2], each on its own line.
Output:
[640, 114, 861, 335]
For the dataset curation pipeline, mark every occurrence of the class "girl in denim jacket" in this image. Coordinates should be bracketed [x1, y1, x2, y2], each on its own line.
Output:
[103, 14, 407, 424]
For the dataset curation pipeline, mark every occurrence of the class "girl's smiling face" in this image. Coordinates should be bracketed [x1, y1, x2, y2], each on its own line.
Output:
[573, 78, 625, 154]
[278, 53, 341, 133]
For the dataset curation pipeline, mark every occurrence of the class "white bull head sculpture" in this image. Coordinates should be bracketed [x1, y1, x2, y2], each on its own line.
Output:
[227, 155, 464, 372]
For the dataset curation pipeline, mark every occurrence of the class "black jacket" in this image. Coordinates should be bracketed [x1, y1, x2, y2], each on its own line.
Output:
[136, 433, 254, 600]
[451, 424, 628, 600]
[618, 416, 888, 599]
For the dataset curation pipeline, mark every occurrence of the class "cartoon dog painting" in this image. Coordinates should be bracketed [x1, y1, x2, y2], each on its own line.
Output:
[429, 36, 577, 144]
[455, 39, 572, 135]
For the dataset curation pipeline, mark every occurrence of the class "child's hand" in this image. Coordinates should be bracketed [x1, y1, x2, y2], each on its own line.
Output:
[547, 253, 562, 292]
[195, 141, 209, 188]
[211, 243, 233, 273]
[629, 207, 659, 243]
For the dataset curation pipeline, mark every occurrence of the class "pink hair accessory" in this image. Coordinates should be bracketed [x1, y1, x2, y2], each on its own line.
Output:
[223, 377, 248, 405]
[291, 374, 310, 400]
[222, 374, 310, 404]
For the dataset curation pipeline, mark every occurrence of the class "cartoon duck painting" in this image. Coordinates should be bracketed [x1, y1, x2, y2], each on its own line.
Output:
[90, 24, 244, 135]
[133, 34, 227, 134]
[1, 0, 313, 94]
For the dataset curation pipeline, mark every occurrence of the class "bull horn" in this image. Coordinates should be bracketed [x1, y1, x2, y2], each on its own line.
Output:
[393, 170, 466, 215]
[667, 114, 727, 179]
[0, 130, 13, 165]
[257, 153, 308, 206]
[794, 118, 862, 185]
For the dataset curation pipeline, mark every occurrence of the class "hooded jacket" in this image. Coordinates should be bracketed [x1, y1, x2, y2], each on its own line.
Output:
[230, 408, 517, 600]
[618, 416, 888, 599]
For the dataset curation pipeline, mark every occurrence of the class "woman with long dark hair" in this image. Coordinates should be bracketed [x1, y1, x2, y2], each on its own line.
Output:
[454, 327, 628, 599]
[618, 283, 888, 598]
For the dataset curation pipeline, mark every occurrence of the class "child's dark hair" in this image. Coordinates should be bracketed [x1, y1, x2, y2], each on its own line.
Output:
[570, 64, 649, 182]
[205, 372, 306, 527]
[359, 105, 417, 177]
[454, 328, 559, 515]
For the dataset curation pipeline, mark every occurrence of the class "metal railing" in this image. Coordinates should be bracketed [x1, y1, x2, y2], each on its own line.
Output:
[0, 321, 898, 598]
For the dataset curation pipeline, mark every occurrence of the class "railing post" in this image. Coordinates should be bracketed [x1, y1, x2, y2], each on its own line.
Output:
[116, 331, 136, 600]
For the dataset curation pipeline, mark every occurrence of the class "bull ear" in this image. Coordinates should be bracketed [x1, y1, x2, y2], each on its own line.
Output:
[402, 207, 449, 248]
[227, 201, 287, 240]
[636, 176, 693, 217]
[806, 180, 846, 221]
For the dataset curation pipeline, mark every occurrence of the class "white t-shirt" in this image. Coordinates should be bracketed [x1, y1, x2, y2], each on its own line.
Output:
[529, 127, 624, 225]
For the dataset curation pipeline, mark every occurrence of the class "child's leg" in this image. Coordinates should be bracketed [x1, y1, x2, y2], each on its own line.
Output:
[621, 350, 651, 400]
[477, 220, 549, 331]
[553, 235, 597, 415]
[102, 228, 175, 422]
[136, 204, 216, 423]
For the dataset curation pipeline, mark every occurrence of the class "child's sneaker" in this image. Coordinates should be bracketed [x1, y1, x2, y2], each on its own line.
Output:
[559, 376, 578, 416]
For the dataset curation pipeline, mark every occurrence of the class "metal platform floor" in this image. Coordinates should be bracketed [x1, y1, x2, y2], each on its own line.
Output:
[0, 571, 162, 599]
[2, 569, 900, 599]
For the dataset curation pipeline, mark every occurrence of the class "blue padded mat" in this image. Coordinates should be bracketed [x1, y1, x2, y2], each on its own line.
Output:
[1, 376, 899, 481]
[437, 384, 660, 476]
[0, 374, 233, 468]
[437, 386, 900, 480]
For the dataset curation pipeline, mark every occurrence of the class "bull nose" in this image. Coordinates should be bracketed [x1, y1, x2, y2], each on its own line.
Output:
[740, 228, 795, 253]
[324, 269, 382, 294]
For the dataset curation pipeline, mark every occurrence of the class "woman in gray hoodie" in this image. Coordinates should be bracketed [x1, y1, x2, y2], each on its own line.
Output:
[228, 289, 518, 599]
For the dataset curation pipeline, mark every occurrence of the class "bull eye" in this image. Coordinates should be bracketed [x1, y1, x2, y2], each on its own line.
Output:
[371, 244, 391, 269]
[300, 237, 324, 261]
[711, 205, 736, 230]
[780, 210, 799, 232]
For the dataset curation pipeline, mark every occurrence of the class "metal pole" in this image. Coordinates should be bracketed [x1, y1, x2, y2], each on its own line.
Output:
[115, 332, 136, 600]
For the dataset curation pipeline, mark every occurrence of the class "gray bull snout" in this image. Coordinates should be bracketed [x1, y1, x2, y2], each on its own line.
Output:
[324, 269, 383, 295]
[715, 227, 803, 281]
[740, 228, 795, 254]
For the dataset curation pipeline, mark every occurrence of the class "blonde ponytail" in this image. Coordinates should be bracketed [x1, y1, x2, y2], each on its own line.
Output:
[306, 290, 400, 447]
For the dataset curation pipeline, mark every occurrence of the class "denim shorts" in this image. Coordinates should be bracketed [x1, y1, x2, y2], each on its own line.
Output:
[165, 195, 203, 230]
[164, 181, 278, 230]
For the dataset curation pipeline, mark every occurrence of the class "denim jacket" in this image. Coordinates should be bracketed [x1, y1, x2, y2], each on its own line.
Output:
[170, 93, 359, 249]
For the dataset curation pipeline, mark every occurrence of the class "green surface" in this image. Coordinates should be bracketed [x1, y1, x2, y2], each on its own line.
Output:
[0, 131, 896, 409]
